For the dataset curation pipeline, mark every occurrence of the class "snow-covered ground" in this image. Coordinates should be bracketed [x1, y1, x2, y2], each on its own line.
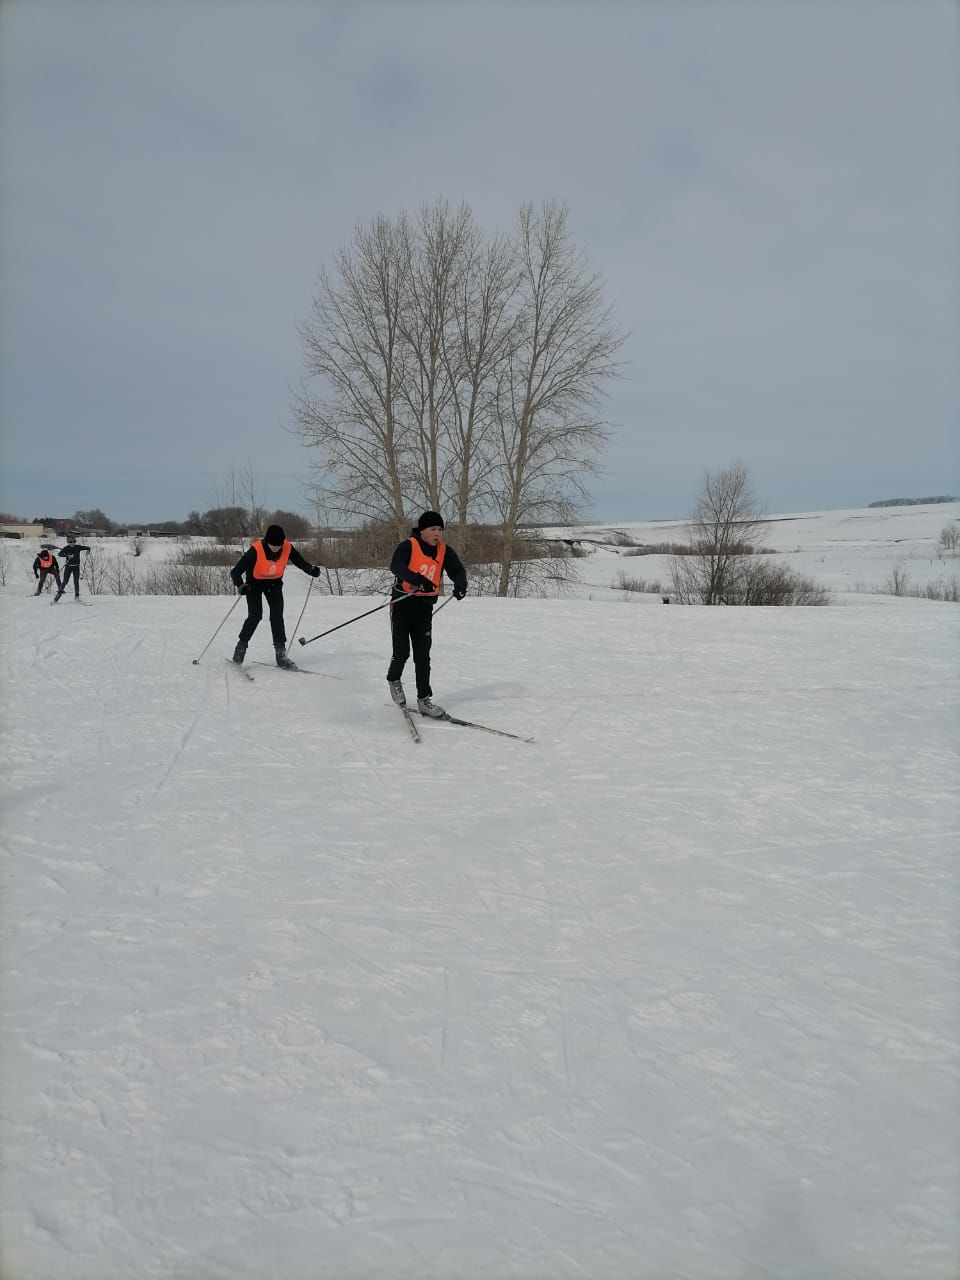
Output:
[1, 505, 958, 1278]
[542, 500, 960, 602]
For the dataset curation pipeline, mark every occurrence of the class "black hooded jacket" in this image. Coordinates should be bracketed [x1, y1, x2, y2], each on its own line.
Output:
[58, 543, 90, 568]
[389, 530, 467, 601]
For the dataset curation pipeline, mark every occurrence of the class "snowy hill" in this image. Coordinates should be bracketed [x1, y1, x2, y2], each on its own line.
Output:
[1, 504, 958, 1278]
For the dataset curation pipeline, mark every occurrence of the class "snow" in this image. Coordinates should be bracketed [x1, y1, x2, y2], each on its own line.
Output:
[542, 500, 960, 602]
[2, 505, 959, 1278]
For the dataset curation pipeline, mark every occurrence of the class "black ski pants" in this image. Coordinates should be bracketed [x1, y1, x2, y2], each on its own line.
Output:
[238, 582, 286, 648]
[35, 568, 61, 594]
[387, 597, 434, 698]
[58, 565, 80, 597]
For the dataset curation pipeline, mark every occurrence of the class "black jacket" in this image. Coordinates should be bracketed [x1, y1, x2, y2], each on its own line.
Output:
[230, 542, 316, 590]
[390, 531, 467, 601]
[58, 544, 90, 568]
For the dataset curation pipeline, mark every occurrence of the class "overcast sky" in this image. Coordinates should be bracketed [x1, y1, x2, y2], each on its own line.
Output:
[1, 0, 957, 524]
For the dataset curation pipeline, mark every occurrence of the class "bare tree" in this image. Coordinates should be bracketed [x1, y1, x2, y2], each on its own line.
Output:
[398, 201, 475, 514]
[670, 464, 767, 604]
[443, 230, 519, 538]
[294, 201, 622, 592]
[237, 460, 266, 536]
[296, 214, 412, 534]
[494, 202, 623, 595]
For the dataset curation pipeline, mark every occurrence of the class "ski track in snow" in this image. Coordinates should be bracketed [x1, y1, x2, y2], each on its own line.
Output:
[1, 576, 958, 1279]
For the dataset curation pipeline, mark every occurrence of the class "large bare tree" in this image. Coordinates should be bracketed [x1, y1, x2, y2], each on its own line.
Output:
[442, 230, 519, 535]
[398, 200, 474, 514]
[294, 201, 623, 591]
[295, 213, 412, 534]
[494, 202, 624, 595]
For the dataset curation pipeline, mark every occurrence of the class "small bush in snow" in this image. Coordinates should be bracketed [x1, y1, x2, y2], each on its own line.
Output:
[616, 571, 664, 595]
[938, 522, 960, 552]
[886, 561, 910, 596]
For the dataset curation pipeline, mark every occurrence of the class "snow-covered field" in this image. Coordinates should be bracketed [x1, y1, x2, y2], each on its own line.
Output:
[1, 504, 958, 1279]
[544, 500, 960, 602]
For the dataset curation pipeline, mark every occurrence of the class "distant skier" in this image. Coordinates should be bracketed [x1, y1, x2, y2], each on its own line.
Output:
[33, 548, 62, 595]
[387, 511, 467, 717]
[229, 524, 321, 668]
[54, 534, 90, 601]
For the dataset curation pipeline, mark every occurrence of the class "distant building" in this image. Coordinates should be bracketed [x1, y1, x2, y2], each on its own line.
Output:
[0, 522, 44, 539]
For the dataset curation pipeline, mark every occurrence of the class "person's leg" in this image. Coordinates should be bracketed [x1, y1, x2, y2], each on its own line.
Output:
[237, 590, 263, 645]
[266, 584, 286, 648]
[34, 571, 44, 595]
[409, 604, 433, 700]
[386, 602, 412, 683]
[55, 566, 75, 599]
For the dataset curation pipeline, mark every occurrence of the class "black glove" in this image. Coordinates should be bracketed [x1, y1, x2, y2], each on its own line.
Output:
[237, 582, 249, 595]
[310, 565, 321, 577]
[411, 574, 434, 593]
[453, 584, 467, 600]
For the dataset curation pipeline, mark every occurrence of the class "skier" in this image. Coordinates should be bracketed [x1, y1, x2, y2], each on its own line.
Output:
[33, 547, 62, 595]
[229, 524, 321, 668]
[387, 511, 467, 717]
[54, 534, 91, 601]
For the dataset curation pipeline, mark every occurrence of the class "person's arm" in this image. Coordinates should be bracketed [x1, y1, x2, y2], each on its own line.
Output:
[230, 548, 255, 589]
[288, 545, 321, 577]
[443, 546, 468, 597]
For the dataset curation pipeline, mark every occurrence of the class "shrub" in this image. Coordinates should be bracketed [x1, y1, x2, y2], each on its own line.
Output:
[616, 570, 664, 595]
[671, 554, 828, 605]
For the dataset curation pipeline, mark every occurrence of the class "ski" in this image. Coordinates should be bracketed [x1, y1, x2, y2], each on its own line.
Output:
[225, 659, 255, 681]
[398, 704, 421, 743]
[252, 662, 341, 679]
[407, 707, 534, 742]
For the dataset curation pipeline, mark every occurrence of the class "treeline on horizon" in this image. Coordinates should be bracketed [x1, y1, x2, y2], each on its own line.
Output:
[0, 507, 314, 538]
[868, 496, 958, 508]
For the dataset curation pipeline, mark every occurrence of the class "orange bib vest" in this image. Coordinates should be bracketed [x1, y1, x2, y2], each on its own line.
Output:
[251, 539, 292, 580]
[402, 538, 445, 596]
[39, 553, 54, 570]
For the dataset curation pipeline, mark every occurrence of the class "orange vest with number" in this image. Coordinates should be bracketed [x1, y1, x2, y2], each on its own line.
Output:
[39, 552, 54, 570]
[251, 539, 292, 580]
[402, 538, 445, 595]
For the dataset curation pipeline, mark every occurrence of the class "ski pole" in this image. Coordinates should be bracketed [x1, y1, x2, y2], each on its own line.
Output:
[288, 574, 314, 649]
[298, 592, 420, 648]
[191, 595, 243, 665]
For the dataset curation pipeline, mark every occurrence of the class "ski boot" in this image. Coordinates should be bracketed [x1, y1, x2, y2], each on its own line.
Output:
[388, 679, 406, 707]
[275, 644, 298, 671]
[417, 696, 447, 719]
[232, 641, 247, 665]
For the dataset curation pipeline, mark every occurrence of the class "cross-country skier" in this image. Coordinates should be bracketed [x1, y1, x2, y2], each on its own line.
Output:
[33, 547, 61, 595]
[229, 524, 321, 668]
[54, 534, 91, 601]
[387, 511, 467, 717]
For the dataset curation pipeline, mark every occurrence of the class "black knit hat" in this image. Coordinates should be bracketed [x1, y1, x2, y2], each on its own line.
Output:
[264, 524, 285, 545]
[417, 510, 444, 531]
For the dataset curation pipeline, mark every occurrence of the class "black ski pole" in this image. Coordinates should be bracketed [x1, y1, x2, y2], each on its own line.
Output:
[288, 574, 314, 649]
[298, 592, 419, 648]
[191, 595, 243, 665]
